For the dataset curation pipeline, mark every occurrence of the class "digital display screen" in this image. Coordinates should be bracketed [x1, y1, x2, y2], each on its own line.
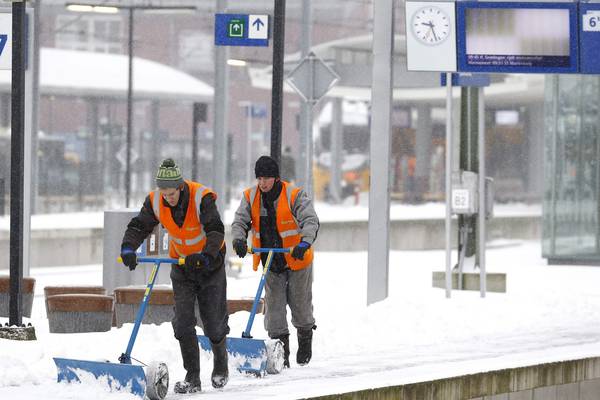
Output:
[456, 2, 578, 73]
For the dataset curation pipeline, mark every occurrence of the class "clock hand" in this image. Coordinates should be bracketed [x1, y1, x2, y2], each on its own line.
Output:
[430, 26, 439, 41]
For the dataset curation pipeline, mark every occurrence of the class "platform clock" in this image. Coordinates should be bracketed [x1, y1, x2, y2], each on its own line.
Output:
[410, 5, 451, 45]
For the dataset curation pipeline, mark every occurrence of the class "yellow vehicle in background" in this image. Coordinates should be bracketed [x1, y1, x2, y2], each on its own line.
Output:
[313, 153, 369, 203]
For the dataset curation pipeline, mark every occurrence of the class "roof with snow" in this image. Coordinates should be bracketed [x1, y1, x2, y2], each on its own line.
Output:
[0, 47, 213, 102]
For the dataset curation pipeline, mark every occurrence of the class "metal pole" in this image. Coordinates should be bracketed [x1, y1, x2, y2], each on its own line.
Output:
[151, 100, 160, 184]
[125, 8, 134, 207]
[192, 103, 199, 181]
[213, 0, 229, 213]
[23, 7, 33, 278]
[478, 87, 486, 298]
[246, 105, 252, 186]
[270, 0, 286, 166]
[299, 0, 312, 195]
[415, 104, 432, 202]
[9, 0, 26, 326]
[330, 97, 342, 203]
[31, 0, 41, 214]
[305, 57, 314, 196]
[445, 73, 453, 299]
[367, 0, 394, 305]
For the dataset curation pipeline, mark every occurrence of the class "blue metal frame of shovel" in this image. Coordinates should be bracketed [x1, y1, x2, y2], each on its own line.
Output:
[54, 256, 183, 398]
[198, 247, 292, 376]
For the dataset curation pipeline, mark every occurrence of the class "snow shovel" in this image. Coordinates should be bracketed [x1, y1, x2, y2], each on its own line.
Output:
[54, 256, 183, 400]
[198, 247, 291, 376]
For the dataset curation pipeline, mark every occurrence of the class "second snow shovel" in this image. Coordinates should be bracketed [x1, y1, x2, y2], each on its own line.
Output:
[54, 256, 181, 399]
[198, 247, 291, 376]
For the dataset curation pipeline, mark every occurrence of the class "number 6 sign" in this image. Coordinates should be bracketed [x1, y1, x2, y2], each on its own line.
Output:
[583, 11, 600, 32]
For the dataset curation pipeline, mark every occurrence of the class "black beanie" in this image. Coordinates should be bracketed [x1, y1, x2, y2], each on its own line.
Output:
[255, 155, 279, 178]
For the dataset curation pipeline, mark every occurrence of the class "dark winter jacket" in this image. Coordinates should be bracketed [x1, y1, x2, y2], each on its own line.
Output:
[259, 181, 286, 272]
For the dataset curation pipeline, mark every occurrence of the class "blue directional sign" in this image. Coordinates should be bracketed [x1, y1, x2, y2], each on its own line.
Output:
[215, 14, 270, 47]
[246, 104, 268, 119]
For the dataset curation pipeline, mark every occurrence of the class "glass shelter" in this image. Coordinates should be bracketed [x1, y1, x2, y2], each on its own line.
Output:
[543, 75, 600, 264]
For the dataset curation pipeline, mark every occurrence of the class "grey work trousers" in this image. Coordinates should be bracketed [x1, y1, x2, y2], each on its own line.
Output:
[264, 263, 315, 338]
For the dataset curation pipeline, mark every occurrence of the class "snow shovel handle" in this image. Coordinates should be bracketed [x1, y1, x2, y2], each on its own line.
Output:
[118, 256, 185, 265]
[242, 248, 291, 339]
[115, 257, 180, 364]
[249, 247, 293, 254]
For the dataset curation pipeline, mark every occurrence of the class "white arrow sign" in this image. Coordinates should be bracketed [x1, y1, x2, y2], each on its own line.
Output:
[248, 14, 268, 40]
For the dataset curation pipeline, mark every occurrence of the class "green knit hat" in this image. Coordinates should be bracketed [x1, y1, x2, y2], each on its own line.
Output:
[156, 158, 184, 189]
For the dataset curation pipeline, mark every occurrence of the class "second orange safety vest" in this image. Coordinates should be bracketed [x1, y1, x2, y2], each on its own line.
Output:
[244, 180, 314, 271]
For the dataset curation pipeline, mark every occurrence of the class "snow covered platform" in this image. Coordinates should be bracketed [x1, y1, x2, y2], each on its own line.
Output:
[3, 241, 600, 400]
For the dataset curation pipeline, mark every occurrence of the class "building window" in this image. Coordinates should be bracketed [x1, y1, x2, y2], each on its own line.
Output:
[55, 15, 122, 54]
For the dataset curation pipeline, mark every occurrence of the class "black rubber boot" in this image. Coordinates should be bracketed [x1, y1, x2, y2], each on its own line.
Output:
[296, 327, 314, 366]
[211, 337, 229, 389]
[173, 374, 201, 394]
[273, 334, 290, 368]
[174, 336, 201, 393]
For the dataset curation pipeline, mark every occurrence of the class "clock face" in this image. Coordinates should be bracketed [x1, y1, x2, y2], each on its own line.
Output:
[411, 6, 451, 46]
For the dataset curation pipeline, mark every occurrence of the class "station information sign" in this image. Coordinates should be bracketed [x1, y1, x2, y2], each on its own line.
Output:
[405, 1, 594, 74]
[456, 1, 579, 74]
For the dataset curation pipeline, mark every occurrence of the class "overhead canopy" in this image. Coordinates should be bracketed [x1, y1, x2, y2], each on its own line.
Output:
[0, 47, 214, 102]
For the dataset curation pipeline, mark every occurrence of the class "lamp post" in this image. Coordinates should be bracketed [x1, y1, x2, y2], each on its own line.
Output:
[66, 3, 196, 207]
[238, 101, 253, 187]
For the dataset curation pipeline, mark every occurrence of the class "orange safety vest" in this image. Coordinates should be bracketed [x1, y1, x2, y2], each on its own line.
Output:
[149, 180, 216, 259]
[244, 180, 314, 271]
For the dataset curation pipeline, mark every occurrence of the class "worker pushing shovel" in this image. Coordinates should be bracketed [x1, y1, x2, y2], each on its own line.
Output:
[120, 158, 230, 393]
[231, 155, 320, 369]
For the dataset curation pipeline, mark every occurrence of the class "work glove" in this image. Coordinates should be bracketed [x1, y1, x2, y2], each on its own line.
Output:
[185, 253, 211, 270]
[120, 247, 138, 271]
[291, 241, 311, 261]
[232, 239, 248, 258]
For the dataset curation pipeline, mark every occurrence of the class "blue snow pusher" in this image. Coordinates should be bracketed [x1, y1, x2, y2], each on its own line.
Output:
[198, 247, 290, 376]
[54, 257, 180, 400]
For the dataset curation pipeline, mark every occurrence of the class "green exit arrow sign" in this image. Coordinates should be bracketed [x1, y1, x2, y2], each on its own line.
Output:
[228, 18, 244, 38]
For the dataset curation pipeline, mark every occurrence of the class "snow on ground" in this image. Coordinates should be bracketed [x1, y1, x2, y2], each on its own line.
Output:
[2, 240, 600, 399]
